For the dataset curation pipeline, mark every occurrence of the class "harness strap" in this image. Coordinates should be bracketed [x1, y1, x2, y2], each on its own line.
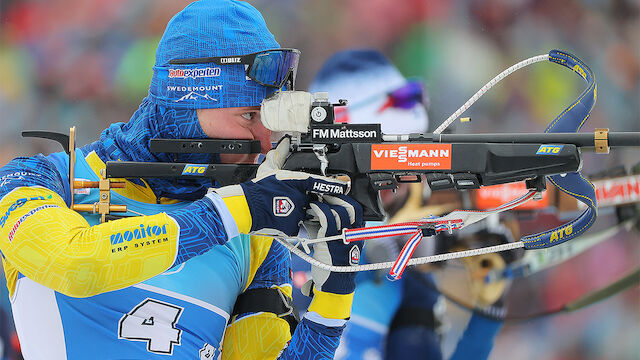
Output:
[231, 288, 300, 334]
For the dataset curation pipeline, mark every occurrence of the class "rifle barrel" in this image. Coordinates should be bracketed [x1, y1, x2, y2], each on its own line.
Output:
[425, 132, 640, 147]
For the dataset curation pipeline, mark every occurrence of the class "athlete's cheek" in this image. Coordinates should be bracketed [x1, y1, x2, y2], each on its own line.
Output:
[252, 124, 272, 154]
[219, 119, 254, 140]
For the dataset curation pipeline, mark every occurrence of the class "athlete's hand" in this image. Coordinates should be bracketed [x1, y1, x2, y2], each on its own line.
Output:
[302, 194, 365, 295]
[209, 137, 348, 236]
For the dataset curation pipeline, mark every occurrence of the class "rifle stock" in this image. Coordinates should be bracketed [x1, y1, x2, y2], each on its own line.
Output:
[283, 139, 582, 220]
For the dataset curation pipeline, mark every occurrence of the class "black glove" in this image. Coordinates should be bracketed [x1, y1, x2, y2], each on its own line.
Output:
[302, 194, 365, 295]
[211, 137, 348, 236]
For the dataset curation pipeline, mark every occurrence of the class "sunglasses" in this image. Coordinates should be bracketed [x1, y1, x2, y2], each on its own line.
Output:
[377, 80, 429, 113]
[169, 48, 300, 90]
[346, 80, 429, 114]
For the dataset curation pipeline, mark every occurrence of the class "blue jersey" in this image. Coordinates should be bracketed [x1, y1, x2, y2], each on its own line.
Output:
[293, 245, 404, 360]
[336, 271, 403, 360]
[4, 149, 252, 358]
[0, 148, 345, 359]
[333, 264, 503, 360]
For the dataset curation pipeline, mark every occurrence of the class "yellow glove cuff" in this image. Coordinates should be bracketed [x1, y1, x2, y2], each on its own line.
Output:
[307, 287, 354, 320]
[216, 185, 252, 234]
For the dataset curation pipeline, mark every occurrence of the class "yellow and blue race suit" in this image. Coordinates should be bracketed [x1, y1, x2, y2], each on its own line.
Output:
[0, 145, 346, 359]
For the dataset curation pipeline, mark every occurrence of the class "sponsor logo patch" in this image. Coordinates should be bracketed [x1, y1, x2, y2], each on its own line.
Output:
[312, 182, 345, 195]
[8, 204, 58, 242]
[0, 194, 53, 228]
[167, 85, 223, 93]
[182, 164, 207, 175]
[536, 145, 564, 155]
[0, 171, 42, 188]
[310, 124, 381, 144]
[167, 85, 222, 96]
[220, 57, 241, 64]
[550, 224, 573, 243]
[371, 144, 452, 170]
[175, 92, 218, 103]
[312, 128, 377, 139]
[349, 245, 361, 266]
[273, 197, 294, 217]
[168, 67, 221, 79]
[110, 224, 167, 245]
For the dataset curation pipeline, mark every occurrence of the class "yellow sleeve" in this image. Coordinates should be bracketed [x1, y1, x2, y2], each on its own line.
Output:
[221, 237, 292, 360]
[0, 186, 179, 298]
[221, 309, 292, 360]
[221, 285, 293, 360]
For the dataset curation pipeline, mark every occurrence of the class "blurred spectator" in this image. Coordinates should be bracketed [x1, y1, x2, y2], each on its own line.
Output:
[0, 1, 637, 359]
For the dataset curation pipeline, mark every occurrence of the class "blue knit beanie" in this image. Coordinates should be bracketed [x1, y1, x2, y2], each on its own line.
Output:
[148, 0, 281, 109]
[91, 0, 282, 200]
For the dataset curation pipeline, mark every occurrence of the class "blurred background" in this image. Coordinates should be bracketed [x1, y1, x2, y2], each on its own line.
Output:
[0, 0, 638, 359]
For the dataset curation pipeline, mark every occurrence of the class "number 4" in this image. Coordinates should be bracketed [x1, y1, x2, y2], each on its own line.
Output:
[119, 298, 184, 354]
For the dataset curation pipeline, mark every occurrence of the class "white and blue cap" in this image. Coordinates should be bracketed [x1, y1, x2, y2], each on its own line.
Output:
[149, 0, 299, 109]
[309, 49, 429, 134]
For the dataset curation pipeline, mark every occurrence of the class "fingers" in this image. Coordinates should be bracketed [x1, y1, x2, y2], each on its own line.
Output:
[307, 201, 339, 237]
[271, 136, 291, 169]
[329, 204, 349, 231]
[322, 195, 363, 228]
[305, 195, 361, 238]
[256, 136, 291, 178]
[273, 170, 312, 181]
[306, 196, 363, 296]
[254, 134, 350, 197]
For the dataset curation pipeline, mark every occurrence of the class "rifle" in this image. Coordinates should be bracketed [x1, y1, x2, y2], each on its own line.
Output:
[23, 50, 640, 279]
[281, 125, 637, 220]
[255, 49, 640, 280]
[103, 128, 637, 218]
